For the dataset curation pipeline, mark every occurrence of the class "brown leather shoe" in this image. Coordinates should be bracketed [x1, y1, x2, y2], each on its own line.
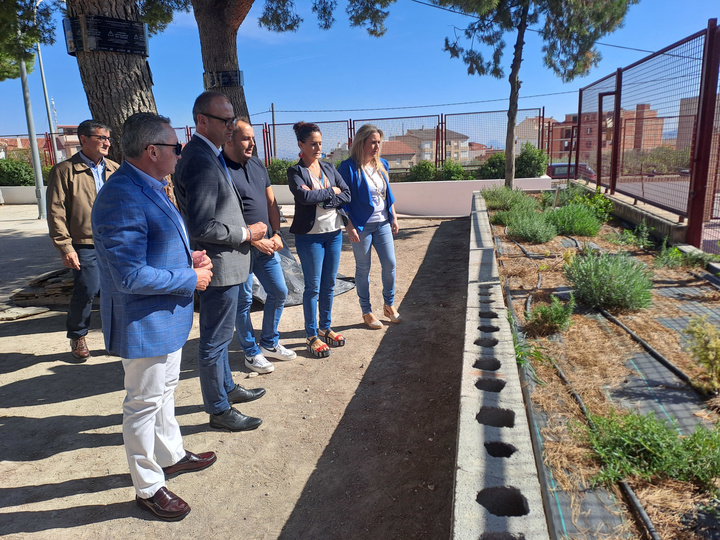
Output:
[70, 336, 90, 360]
[136, 487, 190, 521]
[162, 450, 217, 479]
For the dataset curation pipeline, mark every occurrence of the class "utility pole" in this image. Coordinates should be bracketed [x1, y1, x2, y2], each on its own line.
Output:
[19, 56, 46, 219]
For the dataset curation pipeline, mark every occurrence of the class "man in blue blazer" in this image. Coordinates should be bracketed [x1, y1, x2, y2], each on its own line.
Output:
[174, 91, 267, 431]
[92, 113, 216, 521]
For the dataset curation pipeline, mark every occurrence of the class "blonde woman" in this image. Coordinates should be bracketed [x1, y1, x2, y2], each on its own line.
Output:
[338, 124, 400, 329]
[288, 122, 351, 357]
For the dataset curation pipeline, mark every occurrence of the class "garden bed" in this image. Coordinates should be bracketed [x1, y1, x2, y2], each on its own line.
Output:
[485, 186, 720, 539]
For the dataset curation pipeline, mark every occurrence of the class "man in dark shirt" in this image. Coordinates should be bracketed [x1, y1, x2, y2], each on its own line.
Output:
[223, 119, 296, 373]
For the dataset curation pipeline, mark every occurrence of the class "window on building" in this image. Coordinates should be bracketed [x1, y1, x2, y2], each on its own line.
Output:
[564, 129, 572, 138]
[461, 151, 468, 158]
[423, 152, 432, 160]
[421, 141, 432, 149]
[587, 127, 592, 134]
[396, 158, 401, 165]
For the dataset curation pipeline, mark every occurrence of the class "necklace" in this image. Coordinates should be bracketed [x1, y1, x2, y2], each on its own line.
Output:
[363, 164, 385, 201]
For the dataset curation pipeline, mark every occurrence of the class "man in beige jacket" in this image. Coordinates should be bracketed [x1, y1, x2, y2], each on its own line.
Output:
[47, 119, 119, 360]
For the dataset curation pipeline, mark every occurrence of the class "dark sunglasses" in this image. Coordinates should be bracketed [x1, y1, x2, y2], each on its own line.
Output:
[147, 142, 182, 156]
[202, 112, 237, 128]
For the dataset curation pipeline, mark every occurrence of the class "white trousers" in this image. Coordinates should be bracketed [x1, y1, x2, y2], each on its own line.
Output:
[122, 348, 185, 498]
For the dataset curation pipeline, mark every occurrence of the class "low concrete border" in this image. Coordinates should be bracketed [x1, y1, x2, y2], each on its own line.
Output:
[452, 192, 549, 539]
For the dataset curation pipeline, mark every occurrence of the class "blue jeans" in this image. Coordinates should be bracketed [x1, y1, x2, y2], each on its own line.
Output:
[294, 230, 342, 338]
[352, 220, 396, 314]
[67, 245, 100, 339]
[198, 285, 240, 415]
[235, 248, 288, 355]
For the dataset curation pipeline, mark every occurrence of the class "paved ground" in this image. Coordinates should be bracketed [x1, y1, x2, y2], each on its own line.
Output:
[0, 204, 469, 539]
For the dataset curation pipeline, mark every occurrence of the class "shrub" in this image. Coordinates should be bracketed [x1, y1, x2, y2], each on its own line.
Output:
[685, 316, 720, 388]
[0, 158, 35, 186]
[490, 195, 540, 225]
[655, 238, 720, 268]
[480, 185, 531, 210]
[478, 152, 505, 179]
[584, 408, 720, 491]
[515, 142, 549, 178]
[546, 203, 602, 236]
[564, 248, 653, 311]
[571, 187, 613, 222]
[525, 294, 575, 336]
[506, 211, 557, 243]
[605, 220, 654, 249]
[267, 158, 295, 185]
[440, 159, 465, 180]
[407, 160, 437, 182]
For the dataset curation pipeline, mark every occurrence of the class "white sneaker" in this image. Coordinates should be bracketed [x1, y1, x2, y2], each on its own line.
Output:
[244, 353, 275, 374]
[260, 343, 297, 361]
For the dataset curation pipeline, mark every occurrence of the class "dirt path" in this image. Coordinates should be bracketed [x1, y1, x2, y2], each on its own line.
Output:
[0, 216, 469, 539]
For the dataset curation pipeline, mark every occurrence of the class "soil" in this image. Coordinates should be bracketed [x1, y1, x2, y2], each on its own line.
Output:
[493, 217, 720, 539]
[0, 214, 469, 539]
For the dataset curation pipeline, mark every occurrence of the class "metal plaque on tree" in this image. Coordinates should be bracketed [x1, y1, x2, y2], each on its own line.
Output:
[204, 70, 244, 88]
[63, 16, 149, 57]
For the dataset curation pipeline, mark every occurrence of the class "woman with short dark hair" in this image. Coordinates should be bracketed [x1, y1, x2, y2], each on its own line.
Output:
[288, 122, 351, 358]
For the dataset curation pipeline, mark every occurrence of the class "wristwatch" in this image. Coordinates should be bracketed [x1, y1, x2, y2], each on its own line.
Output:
[272, 230, 283, 237]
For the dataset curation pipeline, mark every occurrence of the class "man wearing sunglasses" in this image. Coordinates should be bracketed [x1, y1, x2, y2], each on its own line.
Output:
[47, 119, 119, 361]
[92, 112, 216, 521]
[174, 91, 268, 432]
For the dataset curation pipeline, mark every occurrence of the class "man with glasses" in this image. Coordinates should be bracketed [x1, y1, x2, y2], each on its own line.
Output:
[174, 91, 267, 432]
[47, 119, 119, 361]
[92, 112, 216, 521]
[223, 119, 296, 374]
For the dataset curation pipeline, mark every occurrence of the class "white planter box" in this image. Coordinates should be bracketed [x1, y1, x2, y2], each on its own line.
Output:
[270, 178, 552, 218]
[0, 186, 46, 205]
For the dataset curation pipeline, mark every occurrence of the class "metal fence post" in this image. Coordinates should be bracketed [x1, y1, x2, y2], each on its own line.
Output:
[687, 18, 720, 247]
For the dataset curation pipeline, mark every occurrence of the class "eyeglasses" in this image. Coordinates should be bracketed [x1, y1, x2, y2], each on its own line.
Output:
[146, 142, 182, 156]
[201, 112, 236, 128]
[91, 135, 111, 143]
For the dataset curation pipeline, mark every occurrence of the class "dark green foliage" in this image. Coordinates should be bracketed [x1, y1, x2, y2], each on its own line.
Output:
[584, 409, 720, 491]
[546, 203, 602, 236]
[564, 248, 653, 311]
[267, 158, 295, 185]
[515, 142, 549, 178]
[605, 220, 654, 249]
[0, 158, 34, 186]
[440, 159, 466, 180]
[0, 0, 56, 81]
[506, 211, 557, 243]
[525, 294, 575, 336]
[478, 153, 506, 179]
[573, 188, 613, 222]
[407, 160, 437, 182]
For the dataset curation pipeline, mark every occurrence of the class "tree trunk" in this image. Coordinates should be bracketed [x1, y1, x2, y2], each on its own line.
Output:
[65, 0, 157, 162]
[504, 1, 530, 189]
[190, 0, 254, 120]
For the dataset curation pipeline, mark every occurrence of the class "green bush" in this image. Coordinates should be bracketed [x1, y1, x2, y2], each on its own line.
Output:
[480, 185, 532, 210]
[506, 211, 557, 243]
[525, 294, 575, 336]
[0, 158, 35, 186]
[515, 142, 548, 178]
[478, 152, 505, 179]
[546, 203, 602, 236]
[440, 159, 465, 180]
[655, 238, 720, 268]
[570, 187, 613, 222]
[407, 160, 437, 182]
[267, 158, 295, 185]
[490, 196, 540, 225]
[584, 408, 720, 491]
[564, 248, 653, 311]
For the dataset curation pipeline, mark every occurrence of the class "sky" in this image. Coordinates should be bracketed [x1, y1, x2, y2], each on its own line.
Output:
[1, 0, 718, 141]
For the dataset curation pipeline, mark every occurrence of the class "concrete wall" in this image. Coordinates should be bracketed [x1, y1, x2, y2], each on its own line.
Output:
[0, 186, 45, 205]
[272, 177, 554, 218]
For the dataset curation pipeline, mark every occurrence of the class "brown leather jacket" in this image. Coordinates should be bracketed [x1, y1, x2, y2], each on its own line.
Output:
[46, 152, 120, 255]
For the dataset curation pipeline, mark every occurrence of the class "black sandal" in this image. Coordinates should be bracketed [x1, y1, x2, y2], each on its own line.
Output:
[318, 329, 346, 347]
[307, 336, 331, 358]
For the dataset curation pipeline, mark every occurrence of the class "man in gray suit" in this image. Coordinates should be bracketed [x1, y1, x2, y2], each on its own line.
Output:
[174, 91, 267, 431]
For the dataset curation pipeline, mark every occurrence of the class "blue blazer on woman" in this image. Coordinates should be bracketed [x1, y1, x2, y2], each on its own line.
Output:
[92, 162, 197, 359]
[338, 157, 396, 232]
[288, 160, 351, 235]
